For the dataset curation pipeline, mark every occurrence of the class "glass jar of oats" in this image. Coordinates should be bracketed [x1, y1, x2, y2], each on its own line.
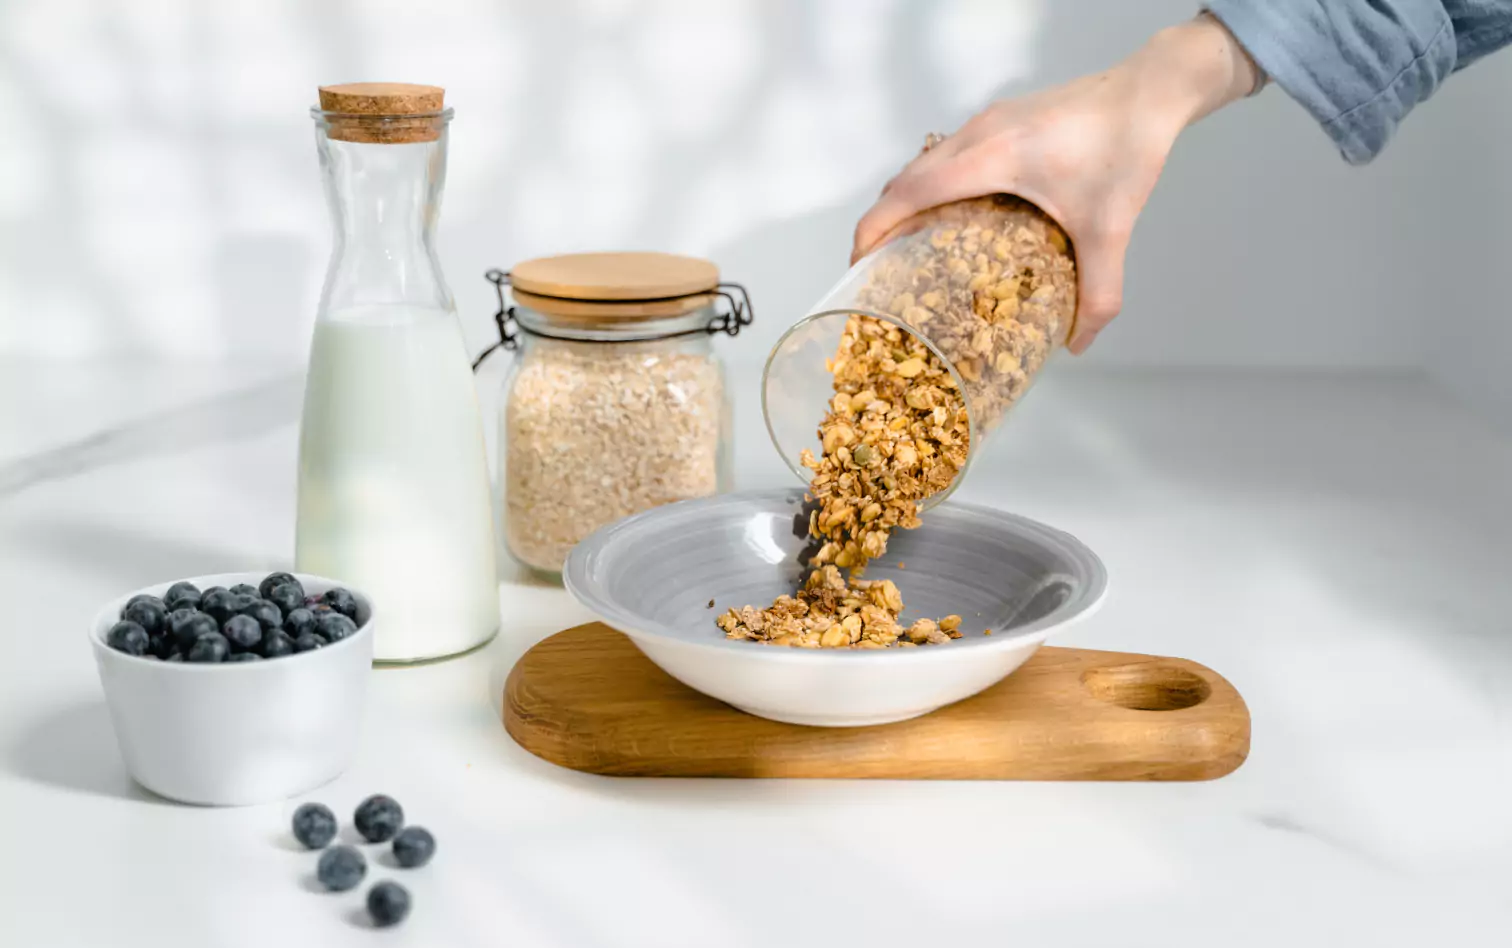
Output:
[763, 194, 1076, 515]
[475, 252, 750, 579]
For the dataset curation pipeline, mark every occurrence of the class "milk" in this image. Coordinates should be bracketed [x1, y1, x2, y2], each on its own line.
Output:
[295, 304, 498, 661]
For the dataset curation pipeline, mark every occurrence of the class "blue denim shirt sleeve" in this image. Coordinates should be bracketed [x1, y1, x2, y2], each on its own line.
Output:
[1204, 1, 1512, 163]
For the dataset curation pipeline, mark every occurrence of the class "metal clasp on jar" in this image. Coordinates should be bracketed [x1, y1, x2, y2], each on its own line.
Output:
[472, 269, 755, 372]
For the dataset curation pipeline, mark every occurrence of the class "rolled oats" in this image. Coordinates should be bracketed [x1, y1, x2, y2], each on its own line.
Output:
[504, 338, 725, 573]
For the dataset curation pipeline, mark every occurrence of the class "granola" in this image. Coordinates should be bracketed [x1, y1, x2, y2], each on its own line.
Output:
[716, 565, 962, 649]
[722, 195, 1074, 649]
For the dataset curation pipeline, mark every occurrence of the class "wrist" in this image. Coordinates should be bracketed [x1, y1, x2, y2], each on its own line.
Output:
[1122, 13, 1261, 132]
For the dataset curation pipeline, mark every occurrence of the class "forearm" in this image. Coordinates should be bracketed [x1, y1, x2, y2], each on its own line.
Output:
[1120, 13, 1264, 133]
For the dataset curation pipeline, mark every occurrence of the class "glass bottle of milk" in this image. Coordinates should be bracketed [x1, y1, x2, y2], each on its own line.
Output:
[296, 83, 498, 663]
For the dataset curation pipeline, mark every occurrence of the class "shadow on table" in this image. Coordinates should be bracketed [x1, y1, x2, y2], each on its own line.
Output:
[3, 700, 169, 805]
[0, 371, 301, 499]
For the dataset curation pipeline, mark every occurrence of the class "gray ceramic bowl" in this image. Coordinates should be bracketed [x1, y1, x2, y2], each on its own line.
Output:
[564, 489, 1107, 726]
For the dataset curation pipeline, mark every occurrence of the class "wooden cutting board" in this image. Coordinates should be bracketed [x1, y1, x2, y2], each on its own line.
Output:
[504, 623, 1250, 781]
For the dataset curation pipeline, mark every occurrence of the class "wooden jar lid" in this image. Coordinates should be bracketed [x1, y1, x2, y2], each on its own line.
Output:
[512, 252, 719, 301]
[510, 252, 721, 324]
[317, 82, 446, 145]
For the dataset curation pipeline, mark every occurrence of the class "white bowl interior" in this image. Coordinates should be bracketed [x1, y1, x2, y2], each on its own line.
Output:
[565, 489, 1106, 656]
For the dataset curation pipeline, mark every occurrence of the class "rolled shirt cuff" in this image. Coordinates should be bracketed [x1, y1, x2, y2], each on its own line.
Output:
[1203, 0, 1457, 164]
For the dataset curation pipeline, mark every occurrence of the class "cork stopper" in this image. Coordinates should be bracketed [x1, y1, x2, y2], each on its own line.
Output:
[317, 82, 446, 145]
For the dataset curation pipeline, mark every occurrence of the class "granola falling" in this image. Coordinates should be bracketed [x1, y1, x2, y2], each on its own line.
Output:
[724, 194, 1075, 649]
[868, 194, 1077, 436]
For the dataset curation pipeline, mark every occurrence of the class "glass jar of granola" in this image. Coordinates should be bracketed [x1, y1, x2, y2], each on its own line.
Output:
[476, 252, 751, 579]
[763, 194, 1076, 528]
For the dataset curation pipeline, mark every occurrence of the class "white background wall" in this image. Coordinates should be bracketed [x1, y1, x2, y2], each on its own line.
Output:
[1, 0, 1508, 423]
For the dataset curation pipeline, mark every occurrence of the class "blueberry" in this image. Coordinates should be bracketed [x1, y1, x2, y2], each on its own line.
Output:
[259, 572, 302, 601]
[292, 633, 326, 653]
[148, 631, 177, 659]
[391, 827, 435, 868]
[122, 599, 167, 637]
[229, 584, 259, 598]
[291, 802, 338, 849]
[169, 609, 219, 653]
[228, 592, 258, 613]
[106, 620, 150, 656]
[226, 652, 261, 662]
[321, 588, 359, 620]
[241, 599, 283, 633]
[316, 845, 366, 892]
[261, 630, 295, 658]
[164, 581, 202, 611]
[200, 588, 236, 624]
[315, 613, 357, 644]
[267, 583, 304, 618]
[354, 794, 404, 843]
[125, 593, 164, 613]
[365, 881, 411, 927]
[166, 652, 184, 663]
[283, 607, 317, 638]
[186, 632, 229, 663]
[222, 614, 262, 651]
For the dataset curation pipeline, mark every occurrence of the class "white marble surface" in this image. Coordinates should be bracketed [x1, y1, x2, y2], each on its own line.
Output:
[2, 356, 1510, 947]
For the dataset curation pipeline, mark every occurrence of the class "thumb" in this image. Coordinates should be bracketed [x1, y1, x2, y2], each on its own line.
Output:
[1066, 229, 1129, 354]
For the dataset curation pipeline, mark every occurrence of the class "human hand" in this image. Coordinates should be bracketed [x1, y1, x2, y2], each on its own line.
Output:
[852, 14, 1261, 353]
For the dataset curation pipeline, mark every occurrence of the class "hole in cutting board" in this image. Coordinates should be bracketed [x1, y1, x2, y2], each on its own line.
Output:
[1081, 664, 1212, 711]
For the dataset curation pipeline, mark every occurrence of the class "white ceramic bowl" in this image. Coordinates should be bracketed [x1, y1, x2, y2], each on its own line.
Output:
[90, 572, 374, 806]
[565, 490, 1108, 727]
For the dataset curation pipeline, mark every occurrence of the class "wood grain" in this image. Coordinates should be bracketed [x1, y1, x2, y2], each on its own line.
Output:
[510, 252, 719, 301]
[504, 623, 1251, 781]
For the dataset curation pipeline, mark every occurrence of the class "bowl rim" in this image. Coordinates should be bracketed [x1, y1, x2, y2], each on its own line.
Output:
[90, 571, 374, 671]
[563, 489, 1108, 663]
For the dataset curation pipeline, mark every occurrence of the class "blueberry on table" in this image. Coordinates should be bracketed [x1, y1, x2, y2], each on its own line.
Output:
[365, 881, 411, 927]
[122, 599, 167, 637]
[321, 588, 359, 620]
[316, 845, 366, 892]
[292, 633, 325, 653]
[291, 802, 338, 850]
[106, 621, 150, 656]
[164, 581, 202, 611]
[315, 613, 357, 643]
[283, 608, 317, 638]
[267, 583, 304, 618]
[169, 610, 219, 653]
[186, 633, 230, 663]
[226, 652, 261, 662]
[229, 584, 259, 598]
[222, 615, 263, 651]
[354, 794, 404, 843]
[200, 588, 237, 624]
[391, 827, 435, 868]
[241, 599, 283, 633]
[261, 631, 295, 658]
[259, 572, 302, 600]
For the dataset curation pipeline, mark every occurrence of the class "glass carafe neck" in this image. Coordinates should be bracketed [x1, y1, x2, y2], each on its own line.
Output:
[314, 110, 453, 317]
